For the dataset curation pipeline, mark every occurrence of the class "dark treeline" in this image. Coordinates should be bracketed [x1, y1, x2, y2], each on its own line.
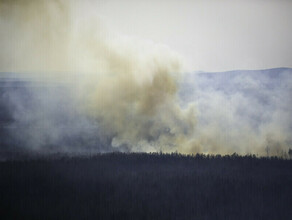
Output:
[0, 152, 291, 220]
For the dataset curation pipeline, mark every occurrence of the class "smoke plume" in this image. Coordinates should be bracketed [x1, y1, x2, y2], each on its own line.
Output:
[0, 0, 196, 153]
[0, 0, 291, 156]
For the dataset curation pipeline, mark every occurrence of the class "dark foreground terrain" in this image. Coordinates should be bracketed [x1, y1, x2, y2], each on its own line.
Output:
[0, 153, 291, 220]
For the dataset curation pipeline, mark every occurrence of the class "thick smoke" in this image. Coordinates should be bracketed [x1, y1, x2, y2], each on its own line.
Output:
[0, 0, 291, 156]
[0, 0, 196, 153]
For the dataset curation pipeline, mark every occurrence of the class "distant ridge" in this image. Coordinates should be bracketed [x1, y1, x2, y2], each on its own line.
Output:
[1, 67, 292, 79]
[193, 67, 292, 74]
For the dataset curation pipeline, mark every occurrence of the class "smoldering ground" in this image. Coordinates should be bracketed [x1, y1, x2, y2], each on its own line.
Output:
[0, 0, 291, 156]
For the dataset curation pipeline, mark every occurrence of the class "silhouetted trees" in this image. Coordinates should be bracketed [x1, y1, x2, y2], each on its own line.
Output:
[0, 153, 291, 220]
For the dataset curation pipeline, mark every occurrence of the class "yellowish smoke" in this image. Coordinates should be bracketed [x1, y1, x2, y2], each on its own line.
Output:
[0, 0, 196, 153]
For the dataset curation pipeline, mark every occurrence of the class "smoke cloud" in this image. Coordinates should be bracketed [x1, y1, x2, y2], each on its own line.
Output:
[0, 0, 196, 153]
[0, 0, 291, 156]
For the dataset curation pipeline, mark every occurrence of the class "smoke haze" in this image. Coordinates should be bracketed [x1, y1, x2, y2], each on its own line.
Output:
[0, 0, 291, 156]
[181, 68, 292, 156]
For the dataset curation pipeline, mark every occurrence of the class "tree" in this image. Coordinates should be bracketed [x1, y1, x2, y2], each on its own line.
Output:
[288, 148, 292, 159]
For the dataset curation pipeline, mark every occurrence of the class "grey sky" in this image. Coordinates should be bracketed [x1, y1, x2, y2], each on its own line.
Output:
[92, 0, 292, 71]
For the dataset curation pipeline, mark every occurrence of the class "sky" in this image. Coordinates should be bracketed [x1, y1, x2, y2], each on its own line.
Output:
[90, 0, 292, 71]
[1, 0, 291, 72]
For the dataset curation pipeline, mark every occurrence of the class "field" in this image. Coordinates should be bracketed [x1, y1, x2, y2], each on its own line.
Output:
[0, 153, 291, 220]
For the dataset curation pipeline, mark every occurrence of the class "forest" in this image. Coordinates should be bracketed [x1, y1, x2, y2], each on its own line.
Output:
[0, 152, 291, 220]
